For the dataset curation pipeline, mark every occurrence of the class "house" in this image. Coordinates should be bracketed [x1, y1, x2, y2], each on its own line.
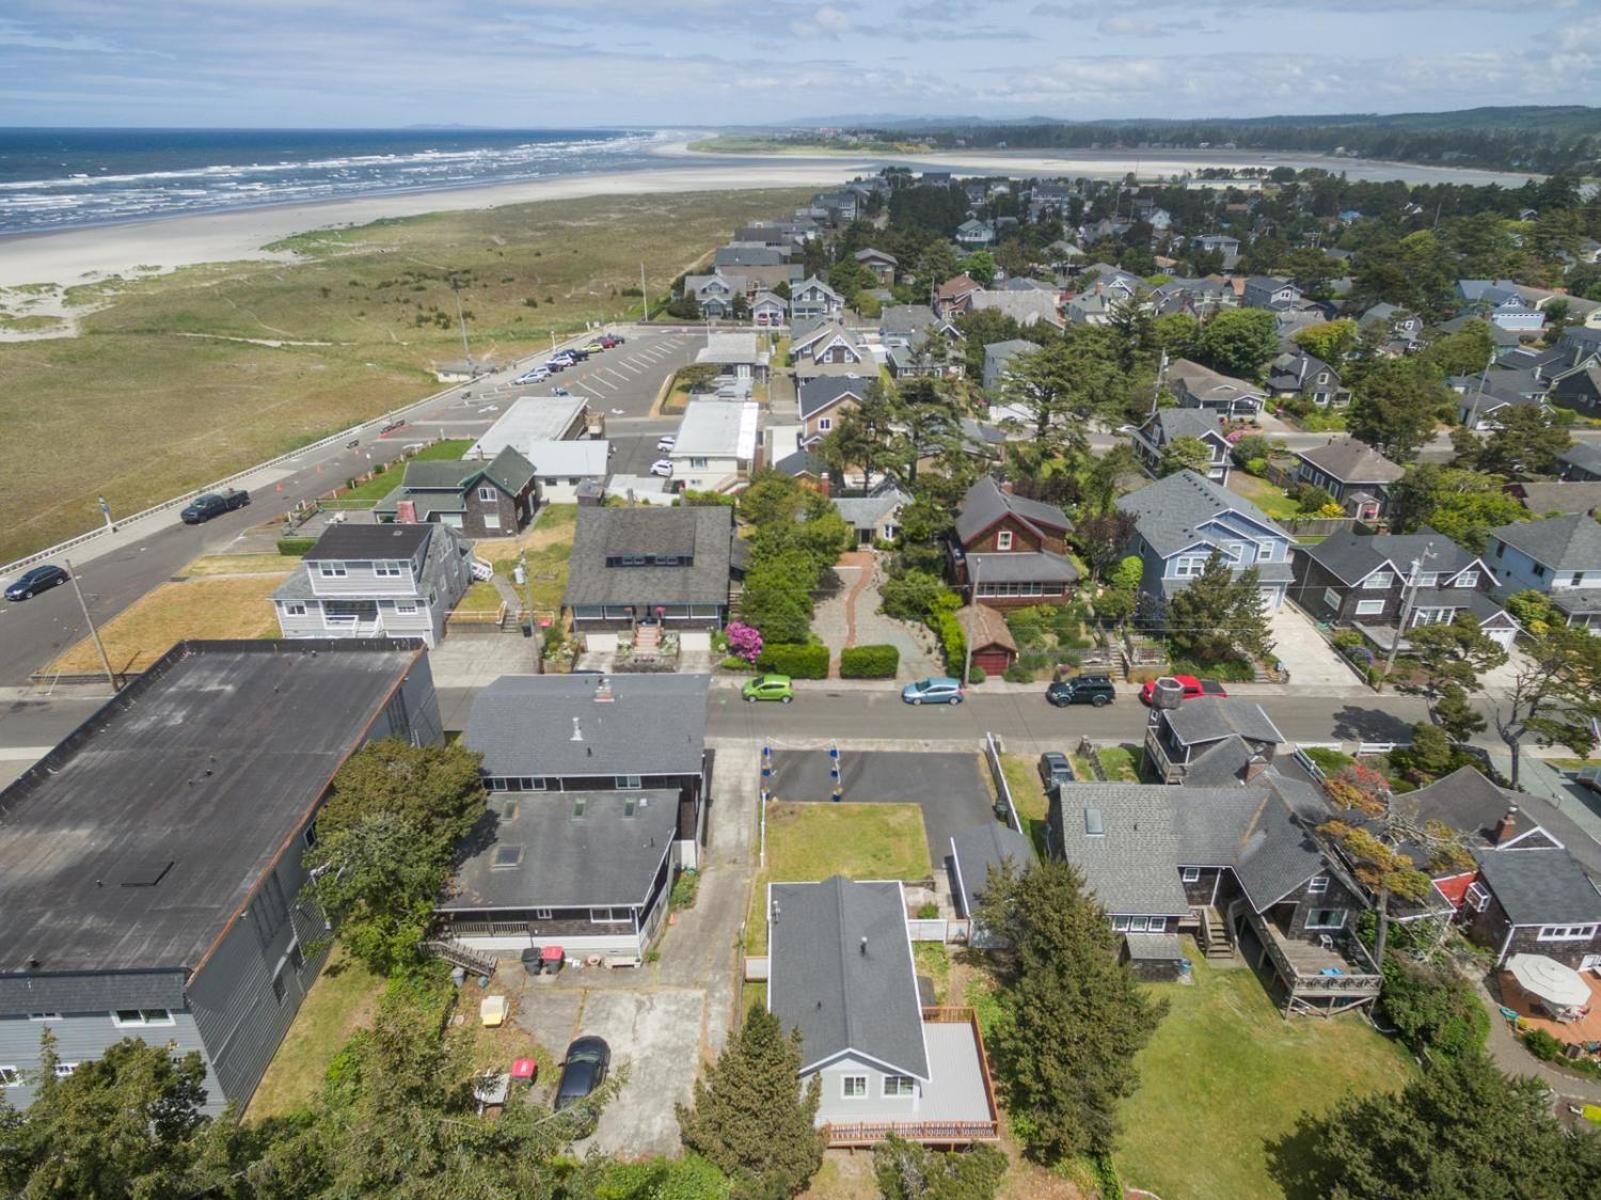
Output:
[1268, 350, 1344, 407]
[714, 243, 784, 270]
[681, 272, 748, 318]
[1559, 443, 1601, 482]
[1064, 288, 1116, 326]
[881, 304, 956, 348]
[1290, 528, 1518, 651]
[1048, 768, 1384, 1011]
[524, 440, 611, 504]
[1192, 233, 1241, 268]
[1358, 303, 1425, 350]
[955, 219, 996, 249]
[811, 190, 860, 223]
[468, 396, 591, 460]
[956, 603, 1018, 677]
[273, 522, 473, 648]
[949, 822, 1035, 948]
[751, 290, 787, 327]
[374, 446, 537, 535]
[742, 263, 806, 295]
[933, 274, 982, 319]
[854, 248, 898, 285]
[834, 488, 909, 546]
[965, 290, 1063, 330]
[1081, 263, 1143, 300]
[1506, 481, 1601, 518]
[1441, 313, 1523, 355]
[949, 476, 1077, 608]
[668, 399, 759, 493]
[1465, 848, 1601, 970]
[1504, 282, 1601, 331]
[798, 375, 871, 442]
[1142, 698, 1287, 785]
[561, 504, 741, 637]
[1292, 439, 1404, 519]
[1450, 368, 1550, 429]
[791, 276, 844, 321]
[696, 331, 769, 381]
[438, 673, 712, 960]
[1131, 409, 1233, 484]
[603, 474, 673, 506]
[0, 639, 440, 1112]
[1243, 276, 1302, 310]
[1457, 280, 1545, 333]
[1151, 277, 1236, 319]
[981, 338, 1040, 393]
[791, 319, 870, 370]
[767, 877, 1000, 1147]
[1167, 359, 1266, 417]
[1486, 514, 1601, 631]
[1118, 470, 1297, 615]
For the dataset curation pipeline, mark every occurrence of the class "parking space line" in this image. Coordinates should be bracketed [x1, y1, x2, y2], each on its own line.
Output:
[617, 362, 643, 375]
[600, 367, 631, 383]
[589, 375, 619, 391]
[576, 381, 605, 397]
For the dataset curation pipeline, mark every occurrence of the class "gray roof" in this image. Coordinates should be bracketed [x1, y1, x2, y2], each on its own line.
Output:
[966, 290, 1062, 328]
[304, 521, 431, 562]
[833, 489, 909, 532]
[955, 476, 1070, 544]
[1168, 359, 1266, 406]
[0, 641, 423, 978]
[769, 878, 930, 1079]
[964, 551, 1079, 584]
[1560, 443, 1601, 475]
[399, 446, 536, 496]
[1181, 736, 1257, 786]
[1476, 848, 1601, 926]
[1161, 699, 1285, 747]
[441, 789, 679, 911]
[1125, 932, 1185, 961]
[798, 374, 871, 420]
[949, 822, 1035, 923]
[1393, 766, 1525, 848]
[880, 304, 942, 338]
[1117, 470, 1291, 558]
[1488, 513, 1601, 572]
[1295, 440, 1404, 485]
[562, 506, 736, 611]
[774, 449, 826, 478]
[464, 673, 709, 779]
[1514, 483, 1601, 516]
[1299, 527, 1478, 586]
[1145, 408, 1228, 446]
[983, 338, 1041, 363]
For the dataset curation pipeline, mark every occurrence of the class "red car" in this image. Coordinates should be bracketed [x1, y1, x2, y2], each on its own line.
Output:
[1138, 675, 1228, 705]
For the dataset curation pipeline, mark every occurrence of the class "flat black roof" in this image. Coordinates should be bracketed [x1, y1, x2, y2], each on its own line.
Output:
[304, 523, 431, 561]
[0, 640, 424, 979]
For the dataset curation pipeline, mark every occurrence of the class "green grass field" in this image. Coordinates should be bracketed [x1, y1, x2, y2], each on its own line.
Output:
[1000, 753, 1051, 856]
[0, 188, 807, 562]
[1228, 473, 1304, 521]
[1114, 950, 1414, 1200]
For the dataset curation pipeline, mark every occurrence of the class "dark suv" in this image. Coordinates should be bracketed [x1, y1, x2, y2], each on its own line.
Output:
[1046, 675, 1116, 708]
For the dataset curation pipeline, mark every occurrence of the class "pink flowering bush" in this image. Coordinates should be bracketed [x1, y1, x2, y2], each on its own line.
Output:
[725, 621, 763, 664]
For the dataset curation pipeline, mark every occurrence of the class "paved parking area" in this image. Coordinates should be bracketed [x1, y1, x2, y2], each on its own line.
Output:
[1271, 603, 1364, 689]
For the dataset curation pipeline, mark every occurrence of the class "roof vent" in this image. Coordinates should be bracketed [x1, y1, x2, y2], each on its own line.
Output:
[859, 936, 868, 956]
[570, 717, 583, 742]
[594, 676, 614, 703]
[1084, 808, 1105, 837]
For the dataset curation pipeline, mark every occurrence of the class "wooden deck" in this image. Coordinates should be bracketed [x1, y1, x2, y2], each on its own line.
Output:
[1243, 908, 1382, 1016]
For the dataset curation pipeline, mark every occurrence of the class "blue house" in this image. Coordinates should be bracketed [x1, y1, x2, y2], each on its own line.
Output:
[1486, 514, 1601, 631]
[1457, 280, 1545, 334]
[1117, 471, 1298, 618]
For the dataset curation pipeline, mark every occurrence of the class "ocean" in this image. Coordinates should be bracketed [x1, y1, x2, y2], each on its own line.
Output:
[0, 127, 677, 235]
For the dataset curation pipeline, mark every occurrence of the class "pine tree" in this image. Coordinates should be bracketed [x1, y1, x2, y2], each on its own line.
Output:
[1163, 550, 1272, 666]
[677, 1004, 822, 1199]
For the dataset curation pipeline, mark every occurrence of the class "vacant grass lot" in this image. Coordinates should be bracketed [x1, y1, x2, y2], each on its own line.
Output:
[0, 189, 808, 562]
[330, 439, 477, 504]
[1000, 753, 1051, 856]
[1227, 472, 1304, 522]
[45, 571, 286, 677]
[477, 503, 578, 616]
[1114, 950, 1413, 1200]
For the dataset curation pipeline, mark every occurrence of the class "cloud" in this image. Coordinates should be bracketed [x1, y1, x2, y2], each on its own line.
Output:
[0, 17, 117, 52]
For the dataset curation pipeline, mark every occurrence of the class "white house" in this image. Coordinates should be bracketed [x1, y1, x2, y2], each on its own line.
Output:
[524, 439, 611, 504]
[669, 399, 760, 493]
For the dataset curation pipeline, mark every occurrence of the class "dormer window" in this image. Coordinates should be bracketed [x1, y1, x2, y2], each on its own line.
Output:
[996, 530, 1014, 551]
[318, 561, 347, 578]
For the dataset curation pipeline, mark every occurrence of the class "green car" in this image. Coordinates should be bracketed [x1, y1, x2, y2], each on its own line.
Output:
[581, 341, 605, 354]
[742, 674, 794, 703]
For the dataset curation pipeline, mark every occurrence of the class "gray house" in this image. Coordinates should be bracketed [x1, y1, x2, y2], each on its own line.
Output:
[1130, 409, 1233, 483]
[949, 823, 1035, 949]
[981, 338, 1040, 393]
[0, 639, 440, 1113]
[273, 522, 474, 649]
[767, 877, 999, 1147]
[1167, 359, 1265, 416]
[1293, 439, 1404, 520]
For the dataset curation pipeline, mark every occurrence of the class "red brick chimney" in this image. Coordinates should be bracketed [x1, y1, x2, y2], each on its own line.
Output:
[1492, 807, 1519, 846]
[998, 480, 1015, 495]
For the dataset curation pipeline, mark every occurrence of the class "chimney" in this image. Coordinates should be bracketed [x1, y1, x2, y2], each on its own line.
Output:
[998, 480, 1014, 495]
[859, 936, 868, 956]
[1493, 807, 1519, 846]
[570, 716, 583, 742]
[1243, 753, 1269, 782]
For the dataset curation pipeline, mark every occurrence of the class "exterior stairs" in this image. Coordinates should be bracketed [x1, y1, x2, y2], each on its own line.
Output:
[1197, 907, 1235, 960]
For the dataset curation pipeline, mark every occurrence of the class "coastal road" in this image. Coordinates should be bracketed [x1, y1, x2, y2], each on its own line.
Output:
[0, 324, 700, 685]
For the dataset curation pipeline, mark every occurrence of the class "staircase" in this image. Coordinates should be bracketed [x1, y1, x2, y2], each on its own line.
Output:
[1196, 907, 1235, 961]
[633, 623, 662, 653]
[424, 938, 498, 978]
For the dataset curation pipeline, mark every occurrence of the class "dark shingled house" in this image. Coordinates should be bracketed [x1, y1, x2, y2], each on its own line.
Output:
[561, 505, 742, 635]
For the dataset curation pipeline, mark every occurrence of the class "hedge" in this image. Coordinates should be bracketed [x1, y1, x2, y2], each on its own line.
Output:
[756, 643, 829, 679]
[276, 536, 317, 556]
[931, 610, 965, 673]
[840, 644, 899, 679]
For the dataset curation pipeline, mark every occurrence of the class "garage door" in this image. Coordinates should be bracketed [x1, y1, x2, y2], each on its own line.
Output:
[1483, 626, 1516, 649]
[679, 631, 712, 652]
[974, 648, 1012, 675]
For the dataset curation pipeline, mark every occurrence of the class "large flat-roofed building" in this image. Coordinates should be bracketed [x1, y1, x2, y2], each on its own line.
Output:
[0, 639, 441, 1113]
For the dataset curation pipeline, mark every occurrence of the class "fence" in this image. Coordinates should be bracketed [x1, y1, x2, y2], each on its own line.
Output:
[983, 732, 1022, 834]
[907, 918, 949, 942]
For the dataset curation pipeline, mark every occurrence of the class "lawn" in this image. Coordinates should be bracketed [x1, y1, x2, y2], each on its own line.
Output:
[245, 948, 384, 1121]
[1000, 753, 1051, 856]
[1113, 950, 1414, 1200]
[325, 438, 477, 504]
[44, 572, 286, 677]
[455, 579, 504, 614]
[0, 188, 809, 563]
[478, 504, 577, 616]
[1227, 472, 1304, 522]
[1097, 745, 1141, 782]
[747, 801, 932, 954]
[179, 553, 300, 576]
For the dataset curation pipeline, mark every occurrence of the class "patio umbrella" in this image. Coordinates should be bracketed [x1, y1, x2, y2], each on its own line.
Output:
[1507, 954, 1591, 1009]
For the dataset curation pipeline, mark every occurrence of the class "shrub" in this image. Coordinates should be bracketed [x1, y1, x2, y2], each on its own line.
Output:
[917, 902, 940, 920]
[879, 569, 948, 622]
[1232, 434, 1272, 464]
[1245, 456, 1269, 476]
[1003, 663, 1034, 683]
[1379, 957, 1489, 1061]
[874, 1135, 1007, 1200]
[276, 536, 317, 556]
[1297, 484, 1336, 514]
[671, 869, 700, 910]
[840, 644, 899, 678]
[968, 665, 986, 684]
[932, 609, 965, 672]
[1523, 1028, 1563, 1062]
[756, 643, 829, 679]
[718, 655, 756, 673]
[724, 620, 763, 664]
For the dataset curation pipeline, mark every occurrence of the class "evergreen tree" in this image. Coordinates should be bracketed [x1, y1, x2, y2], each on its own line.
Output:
[1162, 550, 1272, 666]
[1193, 308, 1278, 378]
[677, 1004, 823, 1200]
[873, 1134, 1007, 1200]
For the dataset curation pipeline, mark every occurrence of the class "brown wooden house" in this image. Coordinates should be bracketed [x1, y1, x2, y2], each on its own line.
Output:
[949, 477, 1078, 609]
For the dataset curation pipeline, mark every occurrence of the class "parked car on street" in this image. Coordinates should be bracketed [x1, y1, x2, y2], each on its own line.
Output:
[554, 1035, 611, 1130]
[649, 459, 674, 478]
[1038, 750, 1073, 786]
[742, 674, 794, 703]
[1046, 675, 1116, 708]
[5, 564, 69, 601]
[901, 677, 964, 705]
[1138, 675, 1227, 705]
[514, 367, 550, 384]
[581, 341, 604, 354]
[656, 435, 677, 452]
[181, 489, 250, 525]
[599, 334, 624, 348]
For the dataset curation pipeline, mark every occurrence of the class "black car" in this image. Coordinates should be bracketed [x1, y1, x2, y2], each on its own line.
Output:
[1038, 750, 1073, 787]
[180, 489, 250, 525]
[554, 1035, 611, 1123]
[5, 564, 69, 601]
[1046, 674, 1116, 708]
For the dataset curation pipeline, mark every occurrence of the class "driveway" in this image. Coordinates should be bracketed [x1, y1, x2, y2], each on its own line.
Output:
[812, 552, 943, 680]
[1270, 602, 1364, 689]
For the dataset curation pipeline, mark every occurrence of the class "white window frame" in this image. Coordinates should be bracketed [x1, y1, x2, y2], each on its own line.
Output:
[1465, 882, 1491, 913]
[373, 560, 402, 578]
[616, 775, 642, 790]
[1258, 542, 1275, 563]
[1537, 924, 1599, 942]
[1304, 908, 1348, 931]
[478, 486, 496, 502]
[112, 1009, 175, 1029]
[1148, 917, 1167, 933]
[1111, 916, 1130, 931]
[395, 600, 419, 615]
[1181, 866, 1201, 883]
[53, 1062, 79, 1079]
[996, 529, 1014, 551]
[840, 1075, 871, 1099]
[1354, 599, 1385, 616]
[0, 1066, 19, 1087]
[1127, 916, 1149, 932]
[1222, 541, 1246, 563]
[589, 907, 632, 925]
[1415, 572, 1438, 588]
[1362, 571, 1393, 590]
[817, 418, 832, 432]
[1307, 875, 1329, 895]
[534, 908, 553, 920]
[1174, 555, 1207, 578]
[883, 1074, 916, 1097]
[1455, 571, 1480, 589]
[28, 1013, 61, 1023]
[317, 561, 347, 578]
[283, 601, 307, 617]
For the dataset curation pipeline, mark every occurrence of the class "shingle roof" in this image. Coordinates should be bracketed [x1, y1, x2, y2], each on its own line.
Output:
[1161, 699, 1285, 747]
[303, 522, 431, 562]
[1055, 786, 1193, 916]
[464, 673, 708, 779]
[1117, 470, 1290, 557]
[1476, 848, 1601, 926]
[949, 822, 1035, 923]
[798, 374, 871, 420]
[561, 506, 735, 611]
[1145, 408, 1228, 445]
[956, 603, 1017, 653]
[1299, 527, 1476, 585]
[1295, 440, 1404, 485]
[1561, 444, 1601, 475]
[1393, 766, 1525, 848]
[964, 551, 1079, 584]
[769, 878, 930, 1079]
[1514, 483, 1601, 516]
[1488, 513, 1601, 571]
[833, 489, 909, 532]
[955, 476, 1070, 544]
[1168, 359, 1265, 405]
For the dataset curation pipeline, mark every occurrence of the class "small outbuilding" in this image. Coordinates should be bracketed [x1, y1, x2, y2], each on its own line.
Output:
[956, 604, 1018, 677]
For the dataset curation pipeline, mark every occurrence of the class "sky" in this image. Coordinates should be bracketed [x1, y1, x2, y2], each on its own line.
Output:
[1, 1, 1598, 129]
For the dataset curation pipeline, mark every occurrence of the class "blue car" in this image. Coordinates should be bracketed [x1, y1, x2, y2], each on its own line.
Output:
[5, 564, 69, 601]
[901, 676, 965, 706]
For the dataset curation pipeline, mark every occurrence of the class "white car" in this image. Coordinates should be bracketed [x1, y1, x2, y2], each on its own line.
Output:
[656, 435, 677, 452]
[514, 367, 550, 385]
[649, 459, 674, 478]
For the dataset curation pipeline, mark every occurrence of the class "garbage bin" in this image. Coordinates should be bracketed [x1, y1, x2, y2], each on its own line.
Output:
[520, 620, 533, 639]
[520, 947, 543, 976]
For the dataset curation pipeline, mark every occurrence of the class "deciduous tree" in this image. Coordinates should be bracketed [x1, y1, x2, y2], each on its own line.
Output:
[1388, 464, 1528, 552]
[1193, 308, 1278, 379]
[1158, 435, 1215, 477]
[1492, 621, 1601, 788]
[1292, 318, 1359, 366]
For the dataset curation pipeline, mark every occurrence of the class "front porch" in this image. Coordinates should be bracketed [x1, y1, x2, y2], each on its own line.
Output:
[1236, 905, 1382, 1017]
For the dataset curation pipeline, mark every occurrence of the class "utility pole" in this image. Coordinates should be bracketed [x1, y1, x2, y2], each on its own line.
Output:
[1464, 350, 1495, 432]
[1382, 546, 1436, 685]
[962, 557, 979, 686]
[448, 275, 472, 374]
[640, 262, 649, 323]
[64, 558, 117, 694]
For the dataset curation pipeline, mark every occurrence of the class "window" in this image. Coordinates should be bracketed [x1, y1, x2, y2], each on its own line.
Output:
[272, 969, 288, 1005]
[112, 1009, 175, 1028]
[1363, 571, 1393, 590]
[1181, 867, 1201, 883]
[1308, 875, 1329, 895]
[690, 457, 709, 470]
[1538, 924, 1599, 942]
[589, 907, 631, 924]
[1456, 571, 1479, 589]
[28, 1013, 61, 1023]
[395, 600, 418, 615]
[1533, 564, 1547, 579]
[1111, 916, 1130, 931]
[0, 1066, 19, 1087]
[303, 821, 317, 849]
[883, 1075, 916, 1097]
[1415, 573, 1438, 587]
[1355, 599, 1385, 616]
[478, 487, 496, 502]
[1465, 882, 1491, 913]
[842, 1076, 869, 1099]
[53, 1062, 78, 1079]
[1127, 916, 1149, 932]
[1304, 908, 1347, 930]
[284, 601, 307, 617]
[1258, 543, 1275, 562]
[616, 775, 642, 790]
[1147, 917, 1166, 933]
[374, 561, 402, 578]
[996, 530, 1014, 551]
[1174, 556, 1207, 578]
[1570, 573, 1585, 588]
[534, 908, 553, 920]
[288, 941, 304, 972]
[818, 418, 832, 432]
[317, 561, 347, 578]
[1495, 543, 1505, 559]
[1221, 541, 1246, 563]
[492, 845, 524, 869]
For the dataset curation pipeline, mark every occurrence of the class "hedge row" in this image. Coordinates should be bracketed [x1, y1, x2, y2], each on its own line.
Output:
[276, 536, 317, 556]
[756, 643, 829, 679]
[931, 610, 965, 674]
[840, 644, 899, 678]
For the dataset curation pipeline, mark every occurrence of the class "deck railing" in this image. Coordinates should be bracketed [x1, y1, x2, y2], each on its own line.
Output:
[1244, 908, 1382, 998]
